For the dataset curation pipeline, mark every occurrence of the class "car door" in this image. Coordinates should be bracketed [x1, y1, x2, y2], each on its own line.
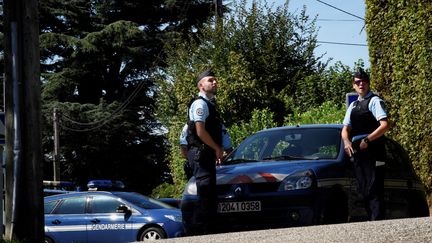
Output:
[86, 195, 134, 243]
[45, 196, 88, 243]
[382, 138, 424, 218]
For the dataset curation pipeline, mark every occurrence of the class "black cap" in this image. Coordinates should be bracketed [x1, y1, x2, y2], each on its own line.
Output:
[196, 69, 215, 84]
[353, 68, 369, 81]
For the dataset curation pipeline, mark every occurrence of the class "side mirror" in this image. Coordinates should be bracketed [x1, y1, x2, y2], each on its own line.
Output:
[351, 133, 368, 143]
[116, 204, 130, 214]
[351, 134, 369, 152]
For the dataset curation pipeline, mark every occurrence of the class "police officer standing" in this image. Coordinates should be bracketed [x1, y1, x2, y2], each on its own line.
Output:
[342, 68, 389, 220]
[184, 69, 225, 235]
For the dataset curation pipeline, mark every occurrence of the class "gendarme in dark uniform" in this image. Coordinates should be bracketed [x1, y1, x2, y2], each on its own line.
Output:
[184, 69, 224, 235]
[342, 68, 389, 221]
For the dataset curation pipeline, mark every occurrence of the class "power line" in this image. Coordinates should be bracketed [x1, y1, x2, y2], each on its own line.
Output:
[59, 117, 117, 132]
[317, 40, 367, 46]
[315, 0, 365, 21]
[58, 58, 151, 132]
[60, 79, 147, 127]
[317, 18, 362, 22]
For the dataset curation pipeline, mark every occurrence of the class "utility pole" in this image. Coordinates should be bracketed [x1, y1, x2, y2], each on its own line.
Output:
[214, 0, 223, 32]
[214, 0, 223, 18]
[3, 0, 44, 241]
[53, 108, 60, 182]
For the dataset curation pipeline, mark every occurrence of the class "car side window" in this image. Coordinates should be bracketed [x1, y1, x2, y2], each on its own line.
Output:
[44, 200, 58, 214]
[54, 196, 87, 214]
[91, 195, 123, 213]
[383, 138, 413, 178]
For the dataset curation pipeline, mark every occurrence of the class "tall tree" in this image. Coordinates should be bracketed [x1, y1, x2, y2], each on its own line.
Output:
[37, 0, 218, 193]
[158, 0, 325, 126]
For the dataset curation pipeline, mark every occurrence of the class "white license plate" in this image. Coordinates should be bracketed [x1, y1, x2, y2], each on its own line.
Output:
[217, 201, 261, 213]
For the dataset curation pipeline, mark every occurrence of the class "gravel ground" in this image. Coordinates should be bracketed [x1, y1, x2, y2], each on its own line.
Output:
[154, 217, 432, 243]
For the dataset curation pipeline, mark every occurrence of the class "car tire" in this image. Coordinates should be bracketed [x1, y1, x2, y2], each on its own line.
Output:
[322, 191, 348, 224]
[139, 227, 167, 240]
[44, 236, 54, 243]
[408, 195, 430, 217]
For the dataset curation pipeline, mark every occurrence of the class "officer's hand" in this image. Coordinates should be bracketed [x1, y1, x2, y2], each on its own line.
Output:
[215, 146, 224, 165]
[359, 140, 368, 150]
[344, 142, 354, 157]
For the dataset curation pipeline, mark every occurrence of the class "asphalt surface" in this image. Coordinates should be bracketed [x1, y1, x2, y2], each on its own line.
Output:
[157, 217, 432, 243]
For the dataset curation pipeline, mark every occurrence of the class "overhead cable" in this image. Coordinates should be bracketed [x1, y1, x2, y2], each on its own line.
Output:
[317, 18, 362, 22]
[317, 40, 367, 46]
[315, 0, 365, 21]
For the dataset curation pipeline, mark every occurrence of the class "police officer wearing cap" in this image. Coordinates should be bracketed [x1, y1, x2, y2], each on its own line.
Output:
[184, 69, 225, 235]
[342, 68, 389, 220]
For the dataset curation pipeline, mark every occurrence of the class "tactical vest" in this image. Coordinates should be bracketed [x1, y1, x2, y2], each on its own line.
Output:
[187, 97, 222, 148]
[350, 94, 380, 137]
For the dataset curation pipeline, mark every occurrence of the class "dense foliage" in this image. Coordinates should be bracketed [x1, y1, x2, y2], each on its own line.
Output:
[366, 0, 432, 189]
[157, 0, 323, 126]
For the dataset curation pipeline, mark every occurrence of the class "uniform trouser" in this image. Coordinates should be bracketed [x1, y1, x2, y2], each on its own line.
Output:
[186, 147, 217, 235]
[353, 148, 385, 220]
[183, 159, 193, 180]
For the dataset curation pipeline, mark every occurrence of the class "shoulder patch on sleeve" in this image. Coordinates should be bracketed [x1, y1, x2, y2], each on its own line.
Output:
[196, 108, 204, 116]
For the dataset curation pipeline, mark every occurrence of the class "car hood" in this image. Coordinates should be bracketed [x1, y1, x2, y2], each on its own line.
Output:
[216, 160, 334, 185]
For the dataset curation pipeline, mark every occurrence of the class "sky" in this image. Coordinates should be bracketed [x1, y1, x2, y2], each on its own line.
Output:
[246, 0, 369, 68]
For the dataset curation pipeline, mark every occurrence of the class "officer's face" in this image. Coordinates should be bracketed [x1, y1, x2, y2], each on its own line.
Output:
[353, 78, 369, 97]
[199, 76, 218, 95]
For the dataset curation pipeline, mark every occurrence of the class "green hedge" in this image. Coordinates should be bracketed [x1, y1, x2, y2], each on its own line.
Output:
[366, 0, 432, 189]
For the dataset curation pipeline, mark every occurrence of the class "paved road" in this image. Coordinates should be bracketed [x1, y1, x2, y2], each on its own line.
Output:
[158, 217, 432, 243]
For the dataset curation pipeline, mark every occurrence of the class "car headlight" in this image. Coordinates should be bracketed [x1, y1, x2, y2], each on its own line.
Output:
[278, 170, 315, 191]
[183, 177, 197, 196]
[164, 214, 182, 222]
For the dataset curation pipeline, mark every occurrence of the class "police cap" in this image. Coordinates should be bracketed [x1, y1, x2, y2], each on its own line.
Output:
[353, 68, 369, 81]
[196, 69, 215, 84]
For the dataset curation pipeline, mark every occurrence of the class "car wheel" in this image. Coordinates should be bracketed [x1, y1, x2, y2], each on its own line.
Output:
[139, 227, 167, 240]
[44, 236, 54, 243]
[322, 191, 348, 224]
[408, 195, 430, 217]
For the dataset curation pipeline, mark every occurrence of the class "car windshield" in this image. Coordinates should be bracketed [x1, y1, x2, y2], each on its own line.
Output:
[112, 192, 174, 210]
[224, 127, 341, 165]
